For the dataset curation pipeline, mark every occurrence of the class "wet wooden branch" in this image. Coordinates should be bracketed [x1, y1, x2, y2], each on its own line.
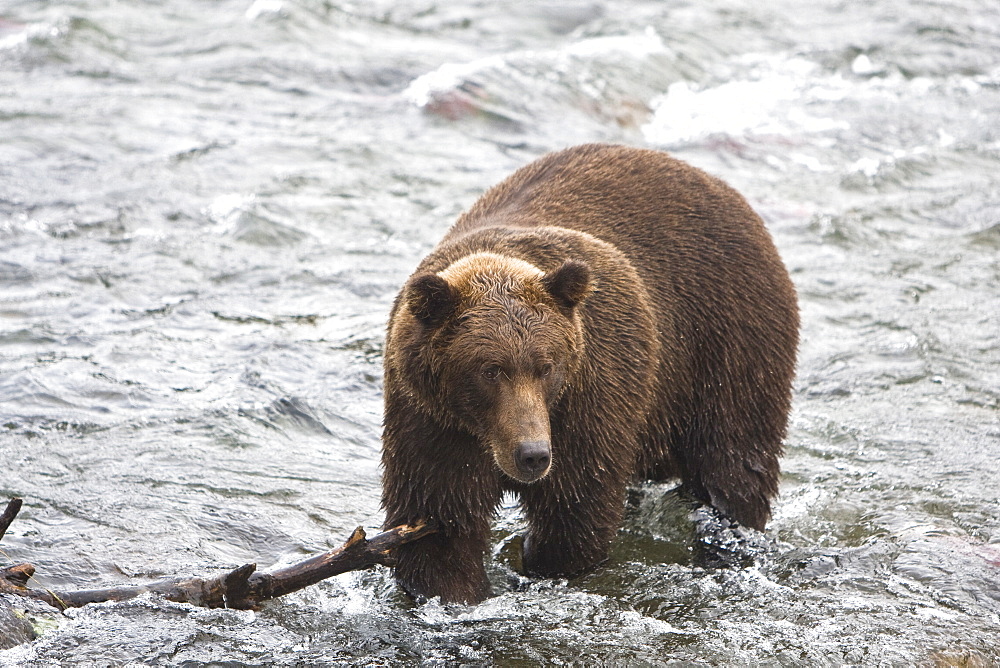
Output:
[0, 498, 436, 611]
[0, 498, 21, 543]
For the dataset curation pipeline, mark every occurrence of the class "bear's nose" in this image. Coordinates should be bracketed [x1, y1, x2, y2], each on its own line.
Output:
[515, 440, 551, 479]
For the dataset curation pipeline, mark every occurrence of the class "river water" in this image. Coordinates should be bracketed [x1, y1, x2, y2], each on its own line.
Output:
[1, 0, 998, 664]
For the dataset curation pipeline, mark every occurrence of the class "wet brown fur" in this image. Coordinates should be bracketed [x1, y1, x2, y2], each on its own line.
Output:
[381, 144, 799, 603]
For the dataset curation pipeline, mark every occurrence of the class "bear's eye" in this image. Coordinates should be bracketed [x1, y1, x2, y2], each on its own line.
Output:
[539, 362, 554, 378]
[481, 364, 502, 382]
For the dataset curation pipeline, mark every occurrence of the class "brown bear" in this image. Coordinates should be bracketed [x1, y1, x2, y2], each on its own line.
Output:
[381, 143, 799, 604]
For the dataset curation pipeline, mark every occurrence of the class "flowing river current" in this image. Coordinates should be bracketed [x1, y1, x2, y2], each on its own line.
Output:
[1, 0, 998, 664]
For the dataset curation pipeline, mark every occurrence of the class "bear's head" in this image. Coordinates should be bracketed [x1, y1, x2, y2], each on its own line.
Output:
[395, 252, 591, 483]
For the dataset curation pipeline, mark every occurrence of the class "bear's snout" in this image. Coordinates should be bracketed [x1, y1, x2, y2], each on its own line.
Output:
[489, 378, 552, 482]
[514, 440, 551, 480]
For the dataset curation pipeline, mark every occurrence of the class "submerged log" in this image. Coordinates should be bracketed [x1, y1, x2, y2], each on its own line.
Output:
[0, 498, 436, 611]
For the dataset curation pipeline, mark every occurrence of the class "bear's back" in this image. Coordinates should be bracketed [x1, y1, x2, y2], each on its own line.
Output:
[449, 144, 784, 294]
[447, 144, 796, 350]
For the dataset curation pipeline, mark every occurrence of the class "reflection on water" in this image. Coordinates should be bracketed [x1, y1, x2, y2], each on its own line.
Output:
[2, 0, 998, 664]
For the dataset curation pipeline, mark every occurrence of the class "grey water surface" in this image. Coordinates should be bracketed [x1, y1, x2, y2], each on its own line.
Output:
[1, 0, 998, 664]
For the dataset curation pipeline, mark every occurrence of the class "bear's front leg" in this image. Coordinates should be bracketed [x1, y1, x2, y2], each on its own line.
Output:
[382, 467, 499, 604]
[518, 468, 629, 579]
[391, 529, 492, 604]
[383, 466, 498, 604]
[381, 396, 502, 604]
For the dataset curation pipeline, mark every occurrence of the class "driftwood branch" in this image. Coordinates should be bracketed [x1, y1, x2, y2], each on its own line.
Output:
[0, 498, 22, 543]
[0, 498, 436, 611]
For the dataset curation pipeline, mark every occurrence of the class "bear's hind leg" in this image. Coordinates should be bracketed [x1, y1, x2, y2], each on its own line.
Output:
[676, 418, 782, 531]
[699, 460, 777, 531]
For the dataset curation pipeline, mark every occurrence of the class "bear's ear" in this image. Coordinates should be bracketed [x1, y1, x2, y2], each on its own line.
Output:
[405, 273, 459, 327]
[542, 259, 592, 310]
